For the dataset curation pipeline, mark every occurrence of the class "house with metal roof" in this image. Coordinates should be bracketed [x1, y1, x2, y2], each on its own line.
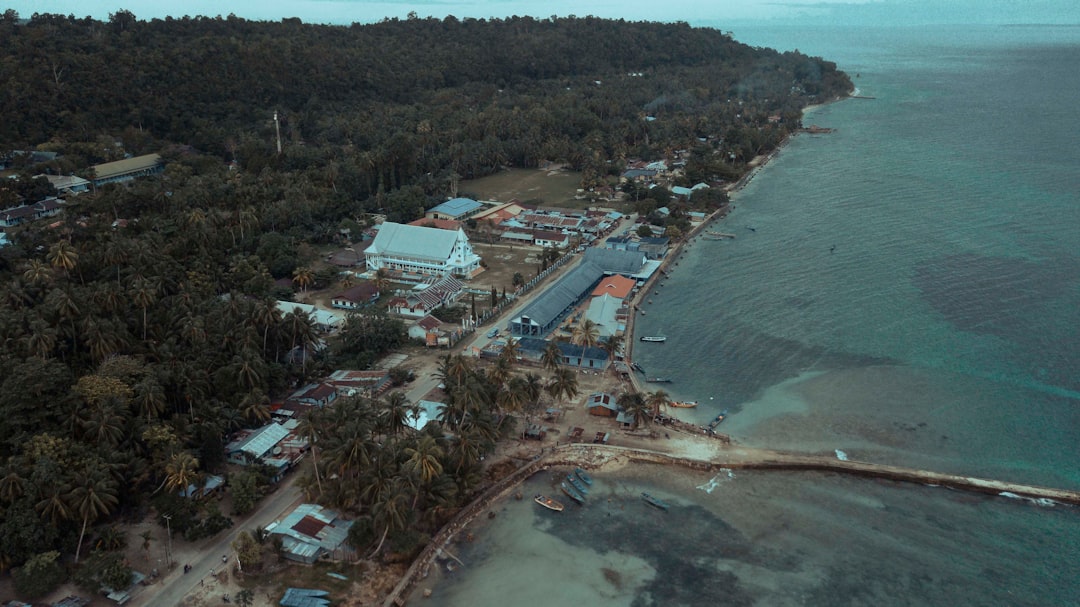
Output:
[515, 337, 610, 370]
[225, 422, 292, 465]
[275, 301, 343, 332]
[266, 504, 354, 564]
[42, 174, 91, 195]
[0, 198, 64, 228]
[90, 153, 163, 186]
[406, 400, 446, 431]
[426, 197, 485, 220]
[509, 248, 646, 339]
[330, 282, 380, 310]
[586, 392, 620, 417]
[584, 293, 623, 341]
[638, 236, 670, 260]
[364, 222, 482, 279]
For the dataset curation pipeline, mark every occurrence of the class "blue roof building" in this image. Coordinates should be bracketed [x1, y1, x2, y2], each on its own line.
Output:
[426, 197, 484, 220]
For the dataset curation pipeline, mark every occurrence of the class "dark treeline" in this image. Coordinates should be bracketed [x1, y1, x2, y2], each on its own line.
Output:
[0, 9, 851, 597]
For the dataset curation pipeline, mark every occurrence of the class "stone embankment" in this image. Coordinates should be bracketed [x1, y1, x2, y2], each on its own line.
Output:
[382, 442, 1077, 606]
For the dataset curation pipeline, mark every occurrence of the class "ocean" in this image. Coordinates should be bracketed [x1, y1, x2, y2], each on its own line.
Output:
[414, 25, 1080, 606]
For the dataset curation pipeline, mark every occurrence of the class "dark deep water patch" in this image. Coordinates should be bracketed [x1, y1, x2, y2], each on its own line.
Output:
[543, 495, 798, 607]
[914, 253, 1080, 392]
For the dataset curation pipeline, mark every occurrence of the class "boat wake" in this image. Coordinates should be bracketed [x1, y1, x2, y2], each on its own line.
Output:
[696, 469, 736, 494]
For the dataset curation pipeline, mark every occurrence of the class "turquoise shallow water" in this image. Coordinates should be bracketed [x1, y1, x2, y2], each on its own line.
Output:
[414, 25, 1080, 605]
[635, 24, 1080, 489]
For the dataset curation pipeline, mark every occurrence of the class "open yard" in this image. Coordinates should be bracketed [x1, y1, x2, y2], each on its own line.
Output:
[460, 166, 587, 209]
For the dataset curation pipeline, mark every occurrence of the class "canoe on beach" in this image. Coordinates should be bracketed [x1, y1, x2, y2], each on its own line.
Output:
[574, 467, 593, 485]
[567, 473, 589, 495]
[534, 494, 564, 512]
[641, 492, 670, 511]
[560, 482, 585, 504]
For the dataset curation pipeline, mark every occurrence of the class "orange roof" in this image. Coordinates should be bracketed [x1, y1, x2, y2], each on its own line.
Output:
[407, 217, 461, 231]
[590, 274, 635, 299]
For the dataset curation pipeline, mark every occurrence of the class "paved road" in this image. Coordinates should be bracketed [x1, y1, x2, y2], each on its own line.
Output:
[129, 475, 302, 607]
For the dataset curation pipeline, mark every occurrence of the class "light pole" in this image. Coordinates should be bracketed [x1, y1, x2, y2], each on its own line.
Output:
[162, 514, 173, 568]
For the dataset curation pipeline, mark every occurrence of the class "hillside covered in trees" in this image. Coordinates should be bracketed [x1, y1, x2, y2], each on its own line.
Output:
[0, 9, 851, 598]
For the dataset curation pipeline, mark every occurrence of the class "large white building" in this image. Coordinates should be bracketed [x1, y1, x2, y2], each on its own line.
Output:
[364, 222, 482, 278]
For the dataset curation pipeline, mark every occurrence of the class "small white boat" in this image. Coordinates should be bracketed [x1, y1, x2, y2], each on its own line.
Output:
[640, 336, 667, 343]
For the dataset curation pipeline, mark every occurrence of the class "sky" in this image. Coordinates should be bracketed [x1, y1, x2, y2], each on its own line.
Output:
[8, 0, 1080, 27]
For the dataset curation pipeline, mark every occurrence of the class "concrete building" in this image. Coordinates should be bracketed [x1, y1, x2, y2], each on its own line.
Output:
[364, 222, 481, 279]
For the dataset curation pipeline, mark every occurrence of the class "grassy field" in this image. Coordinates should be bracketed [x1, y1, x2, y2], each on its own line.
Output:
[461, 167, 587, 209]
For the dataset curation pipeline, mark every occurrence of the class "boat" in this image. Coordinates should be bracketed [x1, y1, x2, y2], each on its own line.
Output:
[574, 468, 593, 486]
[670, 400, 698, 408]
[641, 492, 670, 511]
[560, 482, 585, 505]
[640, 336, 667, 343]
[646, 377, 672, 383]
[631, 361, 646, 374]
[534, 494, 564, 512]
[567, 473, 589, 495]
[707, 409, 729, 430]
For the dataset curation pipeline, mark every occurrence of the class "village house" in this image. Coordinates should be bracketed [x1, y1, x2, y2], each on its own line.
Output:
[275, 301, 344, 332]
[386, 275, 465, 318]
[286, 382, 339, 408]
[265, 503, 354, 564]
[42, 174, 91, 196]
[224, 421, 309, 482]
[330, 282, 380, 310]
[425, 197, 485, 221]
[324, 369, 392, 398]
[0, 198, 63, 228]
[364, 222, 482, 279]
[407, 217, 462, 231]
[90, 153, 164, 187]
[586, 392, 620, 417]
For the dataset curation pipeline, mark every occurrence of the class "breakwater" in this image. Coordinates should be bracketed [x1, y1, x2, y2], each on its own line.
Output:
[382, 442, 1076, 606]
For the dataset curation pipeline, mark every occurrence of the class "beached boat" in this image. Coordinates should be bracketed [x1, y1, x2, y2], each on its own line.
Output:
[641, 492, 670, 511]
[560, 482, 585, 505]
[534, 494, 564, 512]
[640, 336, 667, 343]
[706, 409, 729, 430]
[670, 400, 698, 408]
[646, 377, 672, 383]
[574, 468, 593, 486]
[567, 474, 589, 495]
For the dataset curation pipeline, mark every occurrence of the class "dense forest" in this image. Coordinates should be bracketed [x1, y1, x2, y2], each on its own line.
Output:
[0, 9, 851, 598]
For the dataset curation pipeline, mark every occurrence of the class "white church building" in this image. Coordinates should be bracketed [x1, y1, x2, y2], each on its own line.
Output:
[364, 222, 482, 279]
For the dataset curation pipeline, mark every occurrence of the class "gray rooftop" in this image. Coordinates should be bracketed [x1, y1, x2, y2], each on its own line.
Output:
[365, 222, 463, 261]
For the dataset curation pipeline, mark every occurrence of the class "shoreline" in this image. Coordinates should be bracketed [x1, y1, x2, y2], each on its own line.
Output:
[383, 440, 1079, 606]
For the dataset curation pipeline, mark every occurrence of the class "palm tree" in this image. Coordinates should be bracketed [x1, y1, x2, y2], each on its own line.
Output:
[571, 318, 600, 369]
[21, 259, 54, 286]
[47, 240, 79, 275]
[646, 389, 671, 417]
[380, 391, 415, 436]
[0, 467, 27, 503]
[296, 410, 324, 495]
[497, 376, 529, 414]
[129, 275, 159, 341]
[369, 478, 411, 557]
[541, 340, 563, 373]
[404, 435, 444, 486]
[292, 267, 314, 297]
[133, 378, 167, 423]
[545, 367, 579, 403]
[500, 337, 521, 364]
[163, 452, 200, 496]
[239, 388, 271, 424]
[620, 390, 651, 430]
[373, 267, 391, 295]
[68, 472, 119, 563]
[251, 297, 282, 355]
[35, 483, 72, 528]
[80, 403, 126, 448]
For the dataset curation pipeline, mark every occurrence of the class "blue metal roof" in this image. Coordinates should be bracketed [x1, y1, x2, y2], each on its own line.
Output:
[428, 197, 483, 217]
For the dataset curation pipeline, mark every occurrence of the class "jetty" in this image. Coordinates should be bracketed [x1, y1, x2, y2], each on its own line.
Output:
[382, 442, 1080, 607]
